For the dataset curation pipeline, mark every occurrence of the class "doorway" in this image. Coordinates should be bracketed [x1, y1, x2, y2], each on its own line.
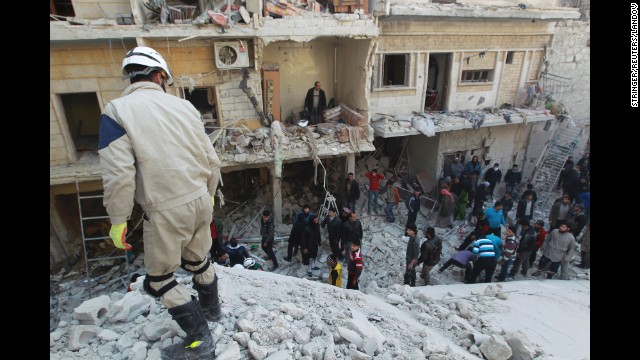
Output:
[425, 53, 452, 111]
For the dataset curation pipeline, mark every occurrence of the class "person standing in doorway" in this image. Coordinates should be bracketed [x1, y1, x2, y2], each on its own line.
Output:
[304, 81, 327, 125]
[364, 168, 385, 215]
[99, 46, 222, 358]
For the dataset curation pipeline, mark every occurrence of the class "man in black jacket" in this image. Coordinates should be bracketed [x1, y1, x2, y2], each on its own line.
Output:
[508, 219, 537, 278]
[260, 210, 278, 271]
[304, 81, 327, 125]
[321, 207, 344, 260]
[345, 173, 360, 213]
[483, 163, 502, 200]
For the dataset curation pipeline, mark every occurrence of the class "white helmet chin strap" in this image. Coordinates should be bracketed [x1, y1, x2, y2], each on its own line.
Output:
[122, 66, 157, 81]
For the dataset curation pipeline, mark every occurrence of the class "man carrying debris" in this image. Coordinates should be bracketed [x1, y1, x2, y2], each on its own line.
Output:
[99, 46, 222, 359]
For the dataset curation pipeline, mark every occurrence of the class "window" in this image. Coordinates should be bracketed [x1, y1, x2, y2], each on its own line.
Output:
[184, 87, 217, 133]
[60, 93, 101, 152]
[382, 54, 409, 87]
[506, 51, 514, 64]
[461, 70, 493, 83]
[50, 0, 75, 18]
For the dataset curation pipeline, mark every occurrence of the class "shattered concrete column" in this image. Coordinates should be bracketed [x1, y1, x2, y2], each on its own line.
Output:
[346, 153, 356, 176]
[269, 166, 282, 224]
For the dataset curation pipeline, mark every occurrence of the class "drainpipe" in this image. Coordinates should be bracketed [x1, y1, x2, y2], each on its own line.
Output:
[334, 44, 338, 103]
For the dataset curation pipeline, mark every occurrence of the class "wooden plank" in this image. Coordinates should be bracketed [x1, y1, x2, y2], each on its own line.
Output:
[415, 169, 435, 195]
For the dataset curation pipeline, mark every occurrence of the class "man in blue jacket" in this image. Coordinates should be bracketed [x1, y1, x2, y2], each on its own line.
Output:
[484, 201, 507, 237]
[468, 234, 500, 283]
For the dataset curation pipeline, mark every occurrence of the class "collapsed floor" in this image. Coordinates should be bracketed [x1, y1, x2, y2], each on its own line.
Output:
[49, 152, 590, 359]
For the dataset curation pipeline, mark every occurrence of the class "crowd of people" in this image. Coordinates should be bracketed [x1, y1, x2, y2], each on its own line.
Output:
[213, 154, 590, 289]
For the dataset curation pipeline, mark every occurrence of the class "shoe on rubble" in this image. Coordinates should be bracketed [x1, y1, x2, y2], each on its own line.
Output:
[312, 266, 320, 270]
[271, 265, 279, 271]
[307, 272, 313, 277]
[283, 257, 291, 262]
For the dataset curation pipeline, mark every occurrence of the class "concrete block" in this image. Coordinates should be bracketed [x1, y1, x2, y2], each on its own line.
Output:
[74, 295, 110, 326]
[68, 325, 100, 351]
[128, 341, 148, 360]
[347, 348, 372, 360]
[505, 331, 538, 360]
[279, 303, 306, 319]
[236, 318, 258, 333]
[247, 340, 268, 360]
[142, 319, 175, 341]
[109, 291, 152, 323]
[345, 310, 385, 349]
[302, 340, 322, 358]
[98, 329, 119, 342]
[264, 350, 292, 360]
[216, 341, 241, 360]
[479, 334, 512, 360]
[337, 327, 363, 348]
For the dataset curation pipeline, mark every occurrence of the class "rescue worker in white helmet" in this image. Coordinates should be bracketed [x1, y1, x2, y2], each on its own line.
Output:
[99, 46, 222, 359]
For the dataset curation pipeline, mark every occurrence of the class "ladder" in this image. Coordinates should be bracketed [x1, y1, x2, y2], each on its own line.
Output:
[76, 179, 131, 298]
[527, 118, 585, 213]
[318, 191, 339, 223]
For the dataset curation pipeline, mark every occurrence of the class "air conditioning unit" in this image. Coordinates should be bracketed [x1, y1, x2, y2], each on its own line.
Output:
[214, 41, 250, 69]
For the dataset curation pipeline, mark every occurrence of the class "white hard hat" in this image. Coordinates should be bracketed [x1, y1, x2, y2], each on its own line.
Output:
[243, 258, 255, 268]
[122, 46, 174, 85]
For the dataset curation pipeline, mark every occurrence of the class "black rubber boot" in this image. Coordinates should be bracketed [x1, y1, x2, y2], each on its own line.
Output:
[192, 275, 221, 322]
[161, 298, 214, 360]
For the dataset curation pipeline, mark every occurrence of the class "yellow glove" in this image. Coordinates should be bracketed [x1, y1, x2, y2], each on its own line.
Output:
[211, 195, 215, 207]
[109, 223, 131, 251]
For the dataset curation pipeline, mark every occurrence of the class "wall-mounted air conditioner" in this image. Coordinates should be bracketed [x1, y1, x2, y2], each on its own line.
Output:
[214, 41, 250, 69]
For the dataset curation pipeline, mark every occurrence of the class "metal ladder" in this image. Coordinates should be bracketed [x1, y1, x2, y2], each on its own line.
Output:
[75, 179, 131, 298]
[528, 118, 585, 213]
[318, 191, 339, 223]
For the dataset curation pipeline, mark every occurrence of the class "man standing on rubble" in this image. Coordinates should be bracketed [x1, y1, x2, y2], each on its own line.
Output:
[99, 47, 222, 359]
[261, 210, 279, 271]
[364, 168, 386, 215]
[345, 172, 360, 213]
[304, 80, 327, 125]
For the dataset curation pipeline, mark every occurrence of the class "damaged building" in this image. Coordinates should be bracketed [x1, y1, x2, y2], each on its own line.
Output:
[50, 0, 590, 277]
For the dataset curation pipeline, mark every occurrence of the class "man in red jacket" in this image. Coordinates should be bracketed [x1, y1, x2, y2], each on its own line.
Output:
[529, 220, 547, 267]
[364, 169, 385, 215]
[347, 238, 364, 290]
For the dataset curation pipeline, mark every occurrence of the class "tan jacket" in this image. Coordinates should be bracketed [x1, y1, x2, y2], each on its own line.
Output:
[99, 82, 221, 224]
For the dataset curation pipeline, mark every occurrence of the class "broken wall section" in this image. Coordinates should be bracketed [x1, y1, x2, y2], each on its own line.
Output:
[544, 19, 590, 123]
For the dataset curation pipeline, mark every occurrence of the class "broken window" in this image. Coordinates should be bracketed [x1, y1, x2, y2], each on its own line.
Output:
[60, 93, 101, 152]
[183, 87, 218, 133]
[50, 0, 75, 18]
[382, 54, 409, 87]
[506, 51, 515, 64]
[461, 70, 493, 83]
